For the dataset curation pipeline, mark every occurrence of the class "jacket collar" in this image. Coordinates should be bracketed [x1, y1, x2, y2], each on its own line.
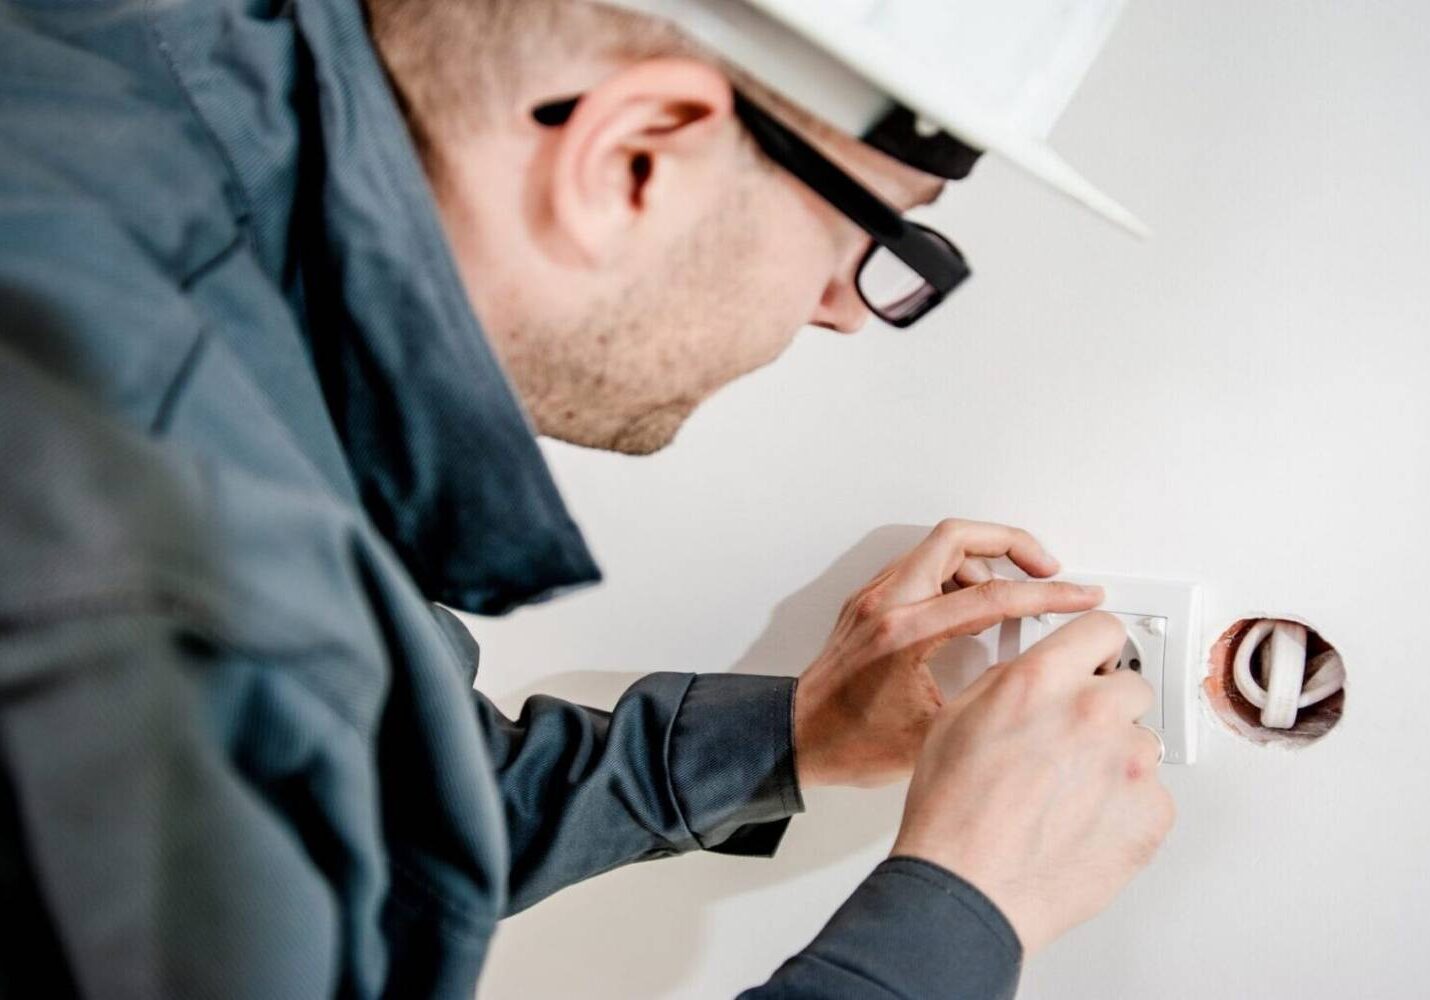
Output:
[290, 0, 600, 614]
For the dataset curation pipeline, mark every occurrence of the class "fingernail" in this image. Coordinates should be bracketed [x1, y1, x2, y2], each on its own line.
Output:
[1078, 584, 1104, 599]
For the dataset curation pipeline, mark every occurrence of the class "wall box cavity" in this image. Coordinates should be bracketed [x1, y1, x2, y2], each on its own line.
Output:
[1015, 574, 1202, 764]
[1204, 618, 1346, 748]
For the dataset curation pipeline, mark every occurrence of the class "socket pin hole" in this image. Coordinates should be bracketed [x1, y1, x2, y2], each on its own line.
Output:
[1112, 637, 1141, 673]
[1203, 618, 1345, 747]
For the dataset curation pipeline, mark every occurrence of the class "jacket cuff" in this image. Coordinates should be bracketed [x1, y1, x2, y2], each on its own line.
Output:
[667, 674, 803, 855]
[789, 857, 1023, 999]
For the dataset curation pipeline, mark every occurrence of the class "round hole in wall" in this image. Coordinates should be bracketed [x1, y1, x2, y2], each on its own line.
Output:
[1204, 618, 1346, 747]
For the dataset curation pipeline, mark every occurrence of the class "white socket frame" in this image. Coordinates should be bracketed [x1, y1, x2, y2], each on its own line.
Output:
[1015, 573, 1203, 764]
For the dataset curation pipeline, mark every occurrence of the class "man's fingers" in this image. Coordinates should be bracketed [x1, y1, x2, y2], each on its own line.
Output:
[882, 519, 1061, 602]
[895, 579, 1104, 648]
[1095, 668, 1156, 723]
[1128, 724, 1166, 776]
[949, 558, 993, 589]
[1118, 721, 1168, 782]
[1019, 611, 1128, 683]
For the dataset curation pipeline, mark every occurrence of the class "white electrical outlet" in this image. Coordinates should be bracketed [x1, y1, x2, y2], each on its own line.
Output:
[1014, 574, 1202, 764]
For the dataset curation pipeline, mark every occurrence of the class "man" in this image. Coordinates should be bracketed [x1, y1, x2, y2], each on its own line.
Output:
[0, 0, 1173, 996]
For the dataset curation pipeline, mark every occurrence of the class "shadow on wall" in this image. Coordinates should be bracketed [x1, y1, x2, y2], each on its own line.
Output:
[480, 525, 1003, 998]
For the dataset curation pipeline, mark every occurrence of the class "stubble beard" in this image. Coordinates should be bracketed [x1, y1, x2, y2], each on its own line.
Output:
[503, 303, 710, 456]
[605, 397, 700, 455]
[508, 175, 777, 456]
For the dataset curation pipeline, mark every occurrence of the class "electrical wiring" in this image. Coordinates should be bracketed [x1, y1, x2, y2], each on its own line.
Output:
[1232, 619, 1345, 729]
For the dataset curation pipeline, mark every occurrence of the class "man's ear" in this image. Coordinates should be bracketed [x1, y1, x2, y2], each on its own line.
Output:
[541, 58, 736, 267]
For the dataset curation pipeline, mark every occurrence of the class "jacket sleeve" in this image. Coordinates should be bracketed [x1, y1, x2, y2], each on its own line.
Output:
[440, 581, 1021, 998]
[0, 614, 364, 1000]
[0, 350, 357, 1000]
[429, 609, 804, 915]
[740, 857, 1024, 999]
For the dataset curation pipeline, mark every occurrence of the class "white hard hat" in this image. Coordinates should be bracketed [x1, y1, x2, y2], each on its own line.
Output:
[600, 0, 1147, 237]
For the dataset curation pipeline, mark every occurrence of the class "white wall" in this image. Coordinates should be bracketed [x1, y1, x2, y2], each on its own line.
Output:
[469, 1, 1430, 995]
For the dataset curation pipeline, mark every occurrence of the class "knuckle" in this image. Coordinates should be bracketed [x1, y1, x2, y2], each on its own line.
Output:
[1073, 687, 1116, 728]
[933, 517, 965, 537]
[977, 661, 1031, 720]
[1113, 671, 1155, 715]
[846, 589, 884, 623]
[1006, 655, 1052, 700]
[993, 661, 1032, 701]
[1085, 609, 1125, 632]
[1125, 735, 1159, 780]
[866, 608, 906, 650]
[973, 578, 1015, 609]
[1051, 580, 1089, 602]
[1082, 610, 1128, 643]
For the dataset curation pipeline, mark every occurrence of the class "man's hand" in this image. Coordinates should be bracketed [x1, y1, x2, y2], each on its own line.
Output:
[892, 612, 1175, 955]
[793, 519, 1104, 788]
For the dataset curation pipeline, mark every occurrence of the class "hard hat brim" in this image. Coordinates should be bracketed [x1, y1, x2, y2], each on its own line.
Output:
[601, 0, 1148, 237]
[749, 0, 1149, 237]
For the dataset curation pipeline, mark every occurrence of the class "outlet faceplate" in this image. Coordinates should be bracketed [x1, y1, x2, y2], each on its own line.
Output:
[1015, 574, 1202, 764]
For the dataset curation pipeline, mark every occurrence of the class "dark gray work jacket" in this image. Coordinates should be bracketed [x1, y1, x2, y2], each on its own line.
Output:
[0, 0, 1021, 995]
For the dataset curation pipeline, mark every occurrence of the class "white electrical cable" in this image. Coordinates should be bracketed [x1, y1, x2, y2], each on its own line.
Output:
[1232, 619, 1346, 729]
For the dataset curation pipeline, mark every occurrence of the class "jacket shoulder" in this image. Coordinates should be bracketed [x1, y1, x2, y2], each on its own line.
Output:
[0, 1, 243, 283]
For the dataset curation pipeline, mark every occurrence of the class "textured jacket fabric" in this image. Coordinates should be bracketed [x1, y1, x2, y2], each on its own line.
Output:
[0, 0, 1022, 996]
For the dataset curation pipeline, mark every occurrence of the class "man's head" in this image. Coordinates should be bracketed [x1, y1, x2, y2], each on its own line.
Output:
[367, 0, 944, 454]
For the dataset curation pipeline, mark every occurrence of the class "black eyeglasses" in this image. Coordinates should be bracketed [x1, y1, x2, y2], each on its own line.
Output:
[533, 91, 970, 329]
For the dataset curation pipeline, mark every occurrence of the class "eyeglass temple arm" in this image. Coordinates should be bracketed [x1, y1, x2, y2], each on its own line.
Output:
[731, 94, 964, 292]
[536, 92, 964, 293]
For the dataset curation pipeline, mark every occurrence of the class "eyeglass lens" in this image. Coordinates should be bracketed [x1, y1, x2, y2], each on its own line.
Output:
[859, 245, 938, 322]
[857, 224, 961, 325]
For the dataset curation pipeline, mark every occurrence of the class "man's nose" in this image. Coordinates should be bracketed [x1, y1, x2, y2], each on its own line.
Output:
[809, 276, 870, 334]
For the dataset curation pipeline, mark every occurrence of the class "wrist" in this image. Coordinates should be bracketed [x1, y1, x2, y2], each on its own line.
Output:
[794, 669, 922, 788]
[792, 676, 834, 788]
